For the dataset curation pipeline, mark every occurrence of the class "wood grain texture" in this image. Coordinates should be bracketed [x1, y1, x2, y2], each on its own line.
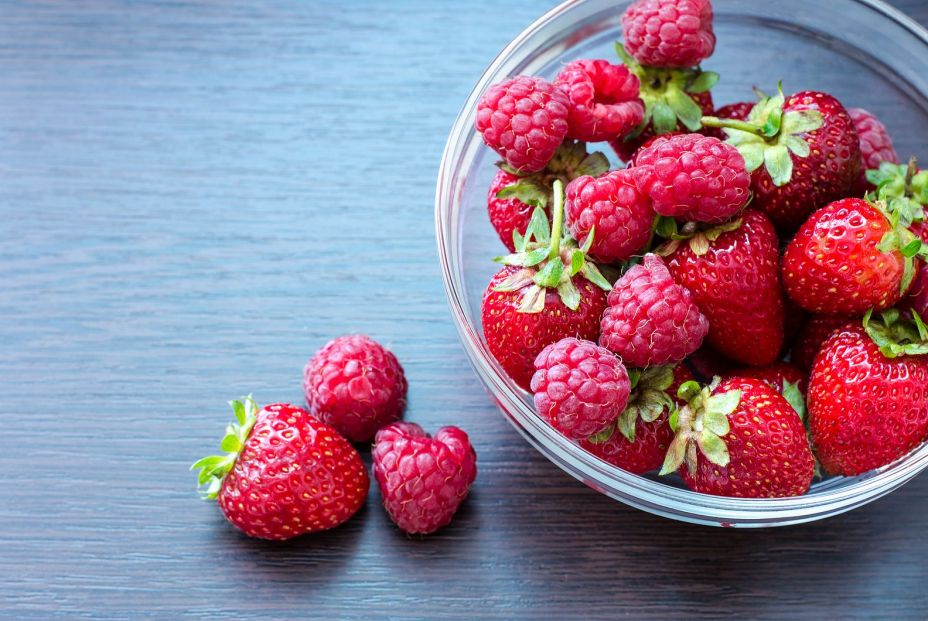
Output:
[1, 1, 928, 619]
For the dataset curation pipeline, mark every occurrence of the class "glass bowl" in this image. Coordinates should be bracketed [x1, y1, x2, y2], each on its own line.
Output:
[436, 0, 928, 527]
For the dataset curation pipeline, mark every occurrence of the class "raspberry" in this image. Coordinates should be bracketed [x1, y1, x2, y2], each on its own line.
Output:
[475, 76, 570, 174]
[530, 338, 631, 440]
[372, 422, 477, 535]
[488, 169, 536, 252]
[564, 169, 654, 263]
[621, 0, 716, 68]
[632, 133, 751, 222]
[554, 59, 644, 143]
[848, 107, 899, 193]
[599, 254, 708, 367]
[303, 335, 407, 443]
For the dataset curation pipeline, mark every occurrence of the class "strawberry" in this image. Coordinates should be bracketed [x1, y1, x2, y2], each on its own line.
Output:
[610, 43, 717, 162]
[702, 87, 860, 232]
[808, 314, 928, 476]
[192, 397, 369, 540]
[782, 197, 920, 315]
[685, 344, 735, 382]
[488, 141, 610, 252]
[661, 377, 815, 498]
[731, 361, 806, 395]
[658, 209, 785, 366]
[581, 364, 693, 475]
[790, 314, 853, 372]
[482, 180, 611, 390]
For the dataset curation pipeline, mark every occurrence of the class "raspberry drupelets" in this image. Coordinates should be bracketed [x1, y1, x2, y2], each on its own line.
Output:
[621, 0, 716, 68]
[303, 335, 407, 443]
[599, 253, 708, 367]
[565, 169, 655, 263]
[631, 133, 751, 223]
[848, 107, 898, 193]
[555, 59, 645, 143]
[475, 76, 570, 174]
[531, 338, 631, 440]
[372, 422, 477, 534]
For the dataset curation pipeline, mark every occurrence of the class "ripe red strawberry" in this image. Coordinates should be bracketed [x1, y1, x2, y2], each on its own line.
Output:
[302, 334, 407, 443]
[790, 314, 853, 372]
[488, 141, 610, 251]
[782, 198, 911, 315]
[581, 364, 693, 475]
[475, 76, 570, 174]
[631, 133, 751, 223]
[703, 89, 860, 232]
[483, 181, 611, 390]
[564, 168, 655, 263]
[731, 361, 806, 395]
[531, 338, 631, 439]
[621, 0, 716, 69]
[662, 377, 815, 497]
[555, 59, 644, 143]
[372, 422, 477, 535]
[848, 107, 898, 194]
[659, 209, 785, 366]
[599, 253, 708, 367]
[610, 42, 717, 162]
[685, 344, 735, 381]
[808, 318, 928, 476]
[193, 398, 369, 540]
[781, 296, 807, 355]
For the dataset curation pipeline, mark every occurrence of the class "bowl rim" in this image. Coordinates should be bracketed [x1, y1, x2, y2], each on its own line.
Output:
[435, 0, 928, 525]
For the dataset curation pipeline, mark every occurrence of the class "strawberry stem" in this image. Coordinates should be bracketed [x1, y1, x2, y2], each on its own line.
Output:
[700, 115, 767, 137]
[548, 179, 565, 261]
[905, 156, 918, 193]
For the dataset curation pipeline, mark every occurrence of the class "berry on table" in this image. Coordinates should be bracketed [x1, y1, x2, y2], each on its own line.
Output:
[193, 397, 369, 540]
[303, 334, 407, 443]
[372, 422, 477, 535]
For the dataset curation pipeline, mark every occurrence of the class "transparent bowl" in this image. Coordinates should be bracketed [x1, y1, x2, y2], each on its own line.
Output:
[436, 0, 928, 527]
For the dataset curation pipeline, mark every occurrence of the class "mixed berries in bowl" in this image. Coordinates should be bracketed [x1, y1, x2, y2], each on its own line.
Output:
[436, 0, 928, 526]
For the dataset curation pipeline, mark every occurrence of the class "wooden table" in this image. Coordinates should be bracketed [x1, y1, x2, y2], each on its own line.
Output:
[2, 1, 927, 619]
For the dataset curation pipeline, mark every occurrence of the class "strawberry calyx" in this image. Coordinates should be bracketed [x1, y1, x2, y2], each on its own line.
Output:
[701, 83, 824, 187]
[496, 140, 610, 213]
[191, 395, 259, 500]
[659, 378, 742, 476]
[614, 42, 718, 140]
[493, 179, 611, 312]
[781, 380, 806, 421]
[587, 365, 676, 445]
[863, 308, 928, 358]
[653, 217, 743, 257]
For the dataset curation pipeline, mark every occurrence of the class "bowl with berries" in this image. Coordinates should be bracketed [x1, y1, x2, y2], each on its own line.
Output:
[436, 0, 928, 526]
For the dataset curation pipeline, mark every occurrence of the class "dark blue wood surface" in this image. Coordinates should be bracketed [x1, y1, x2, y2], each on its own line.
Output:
[2, 1, 928, 619]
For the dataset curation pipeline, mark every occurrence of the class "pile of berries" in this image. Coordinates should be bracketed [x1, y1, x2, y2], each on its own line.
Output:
[193, 335, 476, 540]
[475, 0, 928, 498]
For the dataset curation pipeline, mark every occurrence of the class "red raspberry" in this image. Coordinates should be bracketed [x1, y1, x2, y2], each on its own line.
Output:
[632, 133, 751, 222]
[790, 314, 853, 372]
[564, 169, 654, 263]
[554, 59, 645, 143]
[702, 101, 753, 140]
[848, 107, 898, 193]
[580, 364, 693, 474]
[303, 335, 407, 443]
[488, 169, 536, 252]
[621, 0, 716, 68]
[599, 254, 708, 367]
[475, 76, 570, 174]
[372, 422, 477, 535]
[530, 338, 631, 440]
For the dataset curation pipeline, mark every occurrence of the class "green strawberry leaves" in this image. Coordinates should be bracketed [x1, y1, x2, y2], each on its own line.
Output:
[192, 395, 259, 500]
[782, 381, 806, 421]
[492, 181, 611, 313]
[870, 163, 928, 293]
[586, 365, 678, 446]
[654, 218, 744, 258]
[863, 308, 928, 358]
[614, 42, 717, 140]
[660, 379, 741, 476]
[702, 84, 824, 187]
